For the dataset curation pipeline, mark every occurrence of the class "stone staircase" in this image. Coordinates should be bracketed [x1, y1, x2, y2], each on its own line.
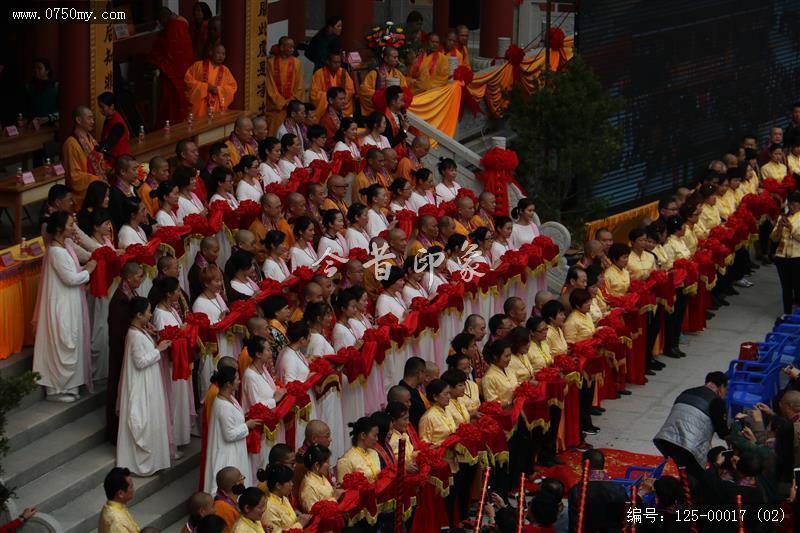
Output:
[1, 350, 200, 533]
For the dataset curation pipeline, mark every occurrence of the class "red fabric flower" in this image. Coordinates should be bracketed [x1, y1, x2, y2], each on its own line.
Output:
[438, 199, 457, 217]
[453, 65, 474, 84]
[293, 265, 315, 281]
[308, 159, 332, 184]
[89, 246, 119, 297]
[553, 354, 579, 373]
[236, 200, 262, 229]
[534, 367, 561, 382]
[184, 213, 215, 236]
[348, 247, 369, 262]
[513, 380, 540, 401]
[309, 357, 334, 377]
[259, 279, 283, 296]
[341, 471, 371, 490]
[264, 182, 291, 201]
[478, 400, 506, 417]
[418, 203, 445, 219]
[547, 27, 566, 52]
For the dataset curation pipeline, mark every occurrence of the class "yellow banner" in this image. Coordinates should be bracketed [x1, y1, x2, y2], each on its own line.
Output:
[89, 0, 115, 139]
[246, 0, 269, 115]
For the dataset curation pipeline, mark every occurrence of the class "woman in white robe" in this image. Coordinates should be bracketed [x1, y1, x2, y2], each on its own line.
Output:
[376, 267, 412, 408]
[491, 216, 516, 266]
[388, 178, 413, 215]
[116, 297, 172, 476]
[346, 287, 383, 415]
[332, 290, 366, 456]
[259, 138, 286, 186]
[235, 156, 264, 204]
[152, 181, 182, 228]
[151, 276, 196, 449]
[278, 134, 304, 179]
[33, 212, 95, 402]
[241, 336, 285, 481]
[276, 322, 316, 450]
[303, 303, 345, 464]
[175, 168, 207, 223]
[304, 125, 330, 165]
[203, 366, 259, 494]
[86, 210, 117, 381]
[317, 210, 349, 259]
[363, 185, 390, 238]
[207, 166, 240, 210]
[408, 169, 437, 214]
[289, 217, 319, 271]
[191, 266, 234, 398]
[345, 204, 371, 252]
[510, 198, 540, 250]
[434, 159, 462, 203]
[262, 230, 292, 283]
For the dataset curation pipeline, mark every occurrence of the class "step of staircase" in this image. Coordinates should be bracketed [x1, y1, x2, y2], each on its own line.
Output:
[44, 439, 200, 533]
[5, 385, 106, 451]
[4, 406, 106, 489]
[0, 349, 45, 413]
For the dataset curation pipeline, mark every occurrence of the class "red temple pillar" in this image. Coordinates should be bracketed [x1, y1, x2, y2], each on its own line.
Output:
[326, 0, 374, 54]
[58, 21, 90, 141]
[221, 0, 246, 110]
[433, 0, 450, 39]
[479, 0, 514, 57]
[288, 0, 306, 44]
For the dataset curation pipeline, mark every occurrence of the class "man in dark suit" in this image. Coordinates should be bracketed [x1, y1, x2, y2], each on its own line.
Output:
[106, 261, 144, 443]
[398, 357, 428, 429]
[568, 449, 628, 532]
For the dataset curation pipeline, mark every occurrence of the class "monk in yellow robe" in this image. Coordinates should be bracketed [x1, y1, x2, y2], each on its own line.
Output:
[62, 105, 107, 209]
[224, 116, 258, 170]
[352, 149, 392, 205]
[360, 47, 408, 116]
[266, 37, 305, 133]
[138, 156, 170, 217]
[396, 135, 430, 182]
[185, 44, 238, 119]
[410, 34, 451, 94]
[310, 51, 355, 121]
[445, 30, 466, 68]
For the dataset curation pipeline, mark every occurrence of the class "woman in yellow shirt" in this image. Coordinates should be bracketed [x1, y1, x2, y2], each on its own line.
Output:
[336, 416, 381, 483]
[440, 368, 480, 523]
[419, 378, 461, 528]
[231, 487, 267, 533]
[260, 464, 308, 532]
[698, 184, 721, 233]
[604, 243, 632, 297]
[662, 216, 689, 361]
[771, 192, 800, 314]
[447, 334, 482, 414]
[563, 289, 596, 343]
[541, 300, 568, 356]
[507, 326, 537, 383]
[585, 265, 608, 323]
[679, 203, 701, 254]
[627, 227, 656, 281]
[385, 401, 417, 467]
[299, 445, 342, 513]
[525, 316, 553, 371]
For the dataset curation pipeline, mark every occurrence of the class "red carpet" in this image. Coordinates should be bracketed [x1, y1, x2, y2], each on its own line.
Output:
[532, 448, 678, 490]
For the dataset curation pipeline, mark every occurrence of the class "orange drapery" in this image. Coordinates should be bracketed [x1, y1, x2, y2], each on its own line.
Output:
[407, 37, 574, 139]
[0, 237, 45, 359]
[584, 201, 660, 243]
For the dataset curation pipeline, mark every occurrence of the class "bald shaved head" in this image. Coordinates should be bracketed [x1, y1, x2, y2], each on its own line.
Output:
[200, 236, 219, 251]
[215, 466, 242, 492]
[217, 356, 237, 370]
[235, 229, 255, 246]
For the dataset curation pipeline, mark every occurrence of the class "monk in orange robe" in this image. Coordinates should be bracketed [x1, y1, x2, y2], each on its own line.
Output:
[410, 33, 450, 94]
[457, 25, 471, 68]
[184, 44, 238, 119]
[62, 106, 107, 209]
[445, 29, 468, 68]
[310, 51, 355, 121]
[396, 135, 430, 182]
[138, 156, 170, 217]
[224, 116, 258, 170]
[266, 37, 305, 133]
[360, 47, 409, 116]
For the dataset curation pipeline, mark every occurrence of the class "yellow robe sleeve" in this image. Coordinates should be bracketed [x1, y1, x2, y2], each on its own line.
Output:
[261, 495, 301, 533]
[291, 58, 305, 101]
[310, 70, 327, 120]
[359, 70, 378, 116]
[63, 136, 100, 208]
[351, 172, 371, 205]
[218, 65, 238, 109]
[412, 54, 450, 93]
[138, 182, 158, 217]
[184, 61, 208, 117]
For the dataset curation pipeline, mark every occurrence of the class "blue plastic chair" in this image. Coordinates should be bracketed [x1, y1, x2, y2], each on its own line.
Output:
[623, 458, 669, 480]
[611, 473, 644, 496]
[726, 366, 782, 417]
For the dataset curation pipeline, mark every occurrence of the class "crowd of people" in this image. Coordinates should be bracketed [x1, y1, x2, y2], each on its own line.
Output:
[12, 1, 800, 531]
